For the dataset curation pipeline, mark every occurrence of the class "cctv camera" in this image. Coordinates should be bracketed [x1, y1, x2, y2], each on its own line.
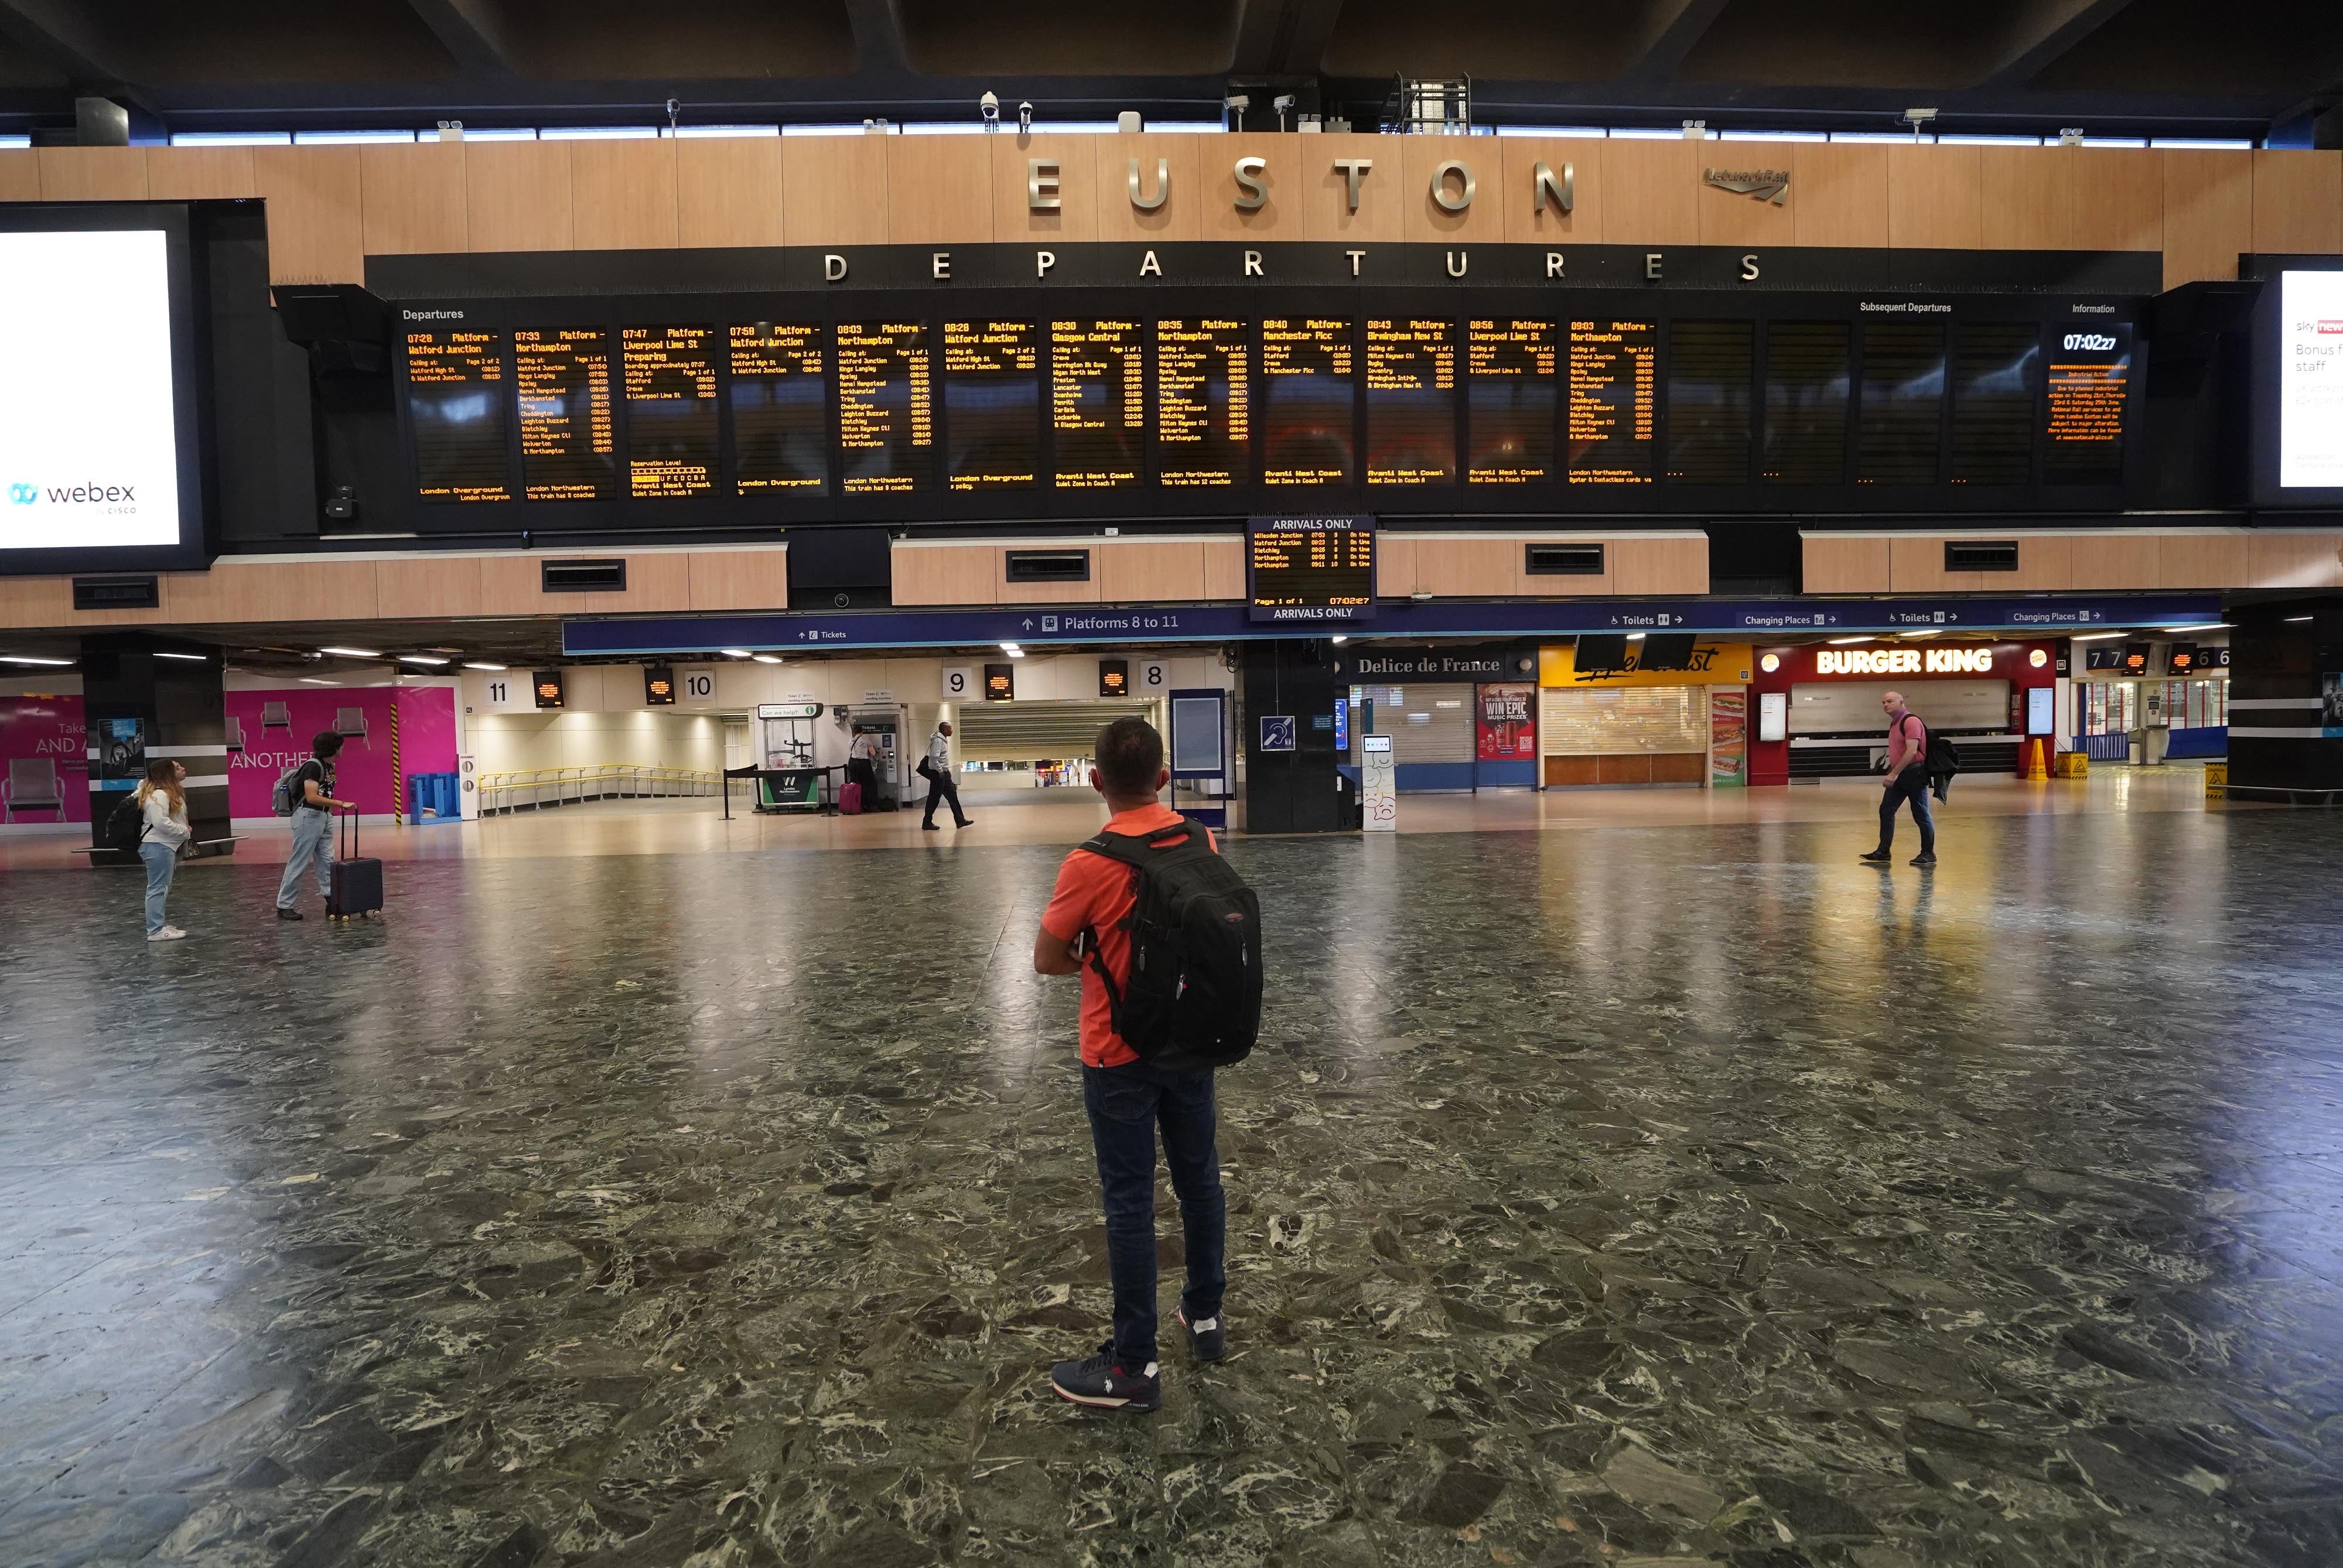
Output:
[1273, 93, 1295, 111]
[1017, 100, 1033, 134]
[980, 91, 999, 119]
[1226, 93, 1250, 111]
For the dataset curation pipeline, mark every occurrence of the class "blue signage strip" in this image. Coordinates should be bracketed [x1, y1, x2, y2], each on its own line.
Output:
[563, 595, 2223, 658]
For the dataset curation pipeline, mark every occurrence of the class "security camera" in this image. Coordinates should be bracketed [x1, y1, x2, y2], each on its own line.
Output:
[1273, 92, 1295, 132]
[1017, 100, 1033, 134]
[1224, 92, 1249, 132]
[980, 91, 999, 129]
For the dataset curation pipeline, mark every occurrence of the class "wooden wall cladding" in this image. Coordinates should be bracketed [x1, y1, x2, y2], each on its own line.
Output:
[1801, 534, 1891, 594]
[1600, 139, 1700, 247]
[1791, 143, 1888, 248]
[0, 149, 37, 202]
[252, 145, 363, 285]
[1501, 137, 1599, 244]
[993, 134, 1098, 245]
[145, 146, 258, 201]
[1886, 144, 1982, 250]
[1201, 134, 1295, 240]
[2252, 149, 2343, 257]
[1303, 132, 1402, 243]
[464, 140, 572, 252]
[679, 136, 784, 249]
[36, 146, 149, 201]
[886, 135, 993, 246]
[571, 138, 678, 250]
[1401, 135, 1504, 245]
[1095, 134, 1200, 242]
[1804, 530, 2274, 595]
[686, 548, 790, 611]
[781, 132, 887, 247]
[2162, 150, 2255, 288]
[360, 142, 466, 256]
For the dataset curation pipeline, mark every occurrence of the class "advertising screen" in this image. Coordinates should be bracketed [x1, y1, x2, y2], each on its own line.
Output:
[2277, 270, 2343, 493]
[0, 227, 186, 556]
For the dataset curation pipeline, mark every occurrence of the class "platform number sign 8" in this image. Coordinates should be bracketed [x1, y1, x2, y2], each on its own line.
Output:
[1141, 662, 1168, 691]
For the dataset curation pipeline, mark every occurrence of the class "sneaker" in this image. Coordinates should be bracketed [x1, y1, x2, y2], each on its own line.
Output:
[275, 906, 303, 921]
[161, 925, 188, 939]
[1909, 852, 1937, 867]
[1858, 850, 1892, 863]
[1049, 1347, 1161, 1412]
[1178, 1309, 1227, 1362]
[921, 824, 941, 832]
[146, 927, 186, 942]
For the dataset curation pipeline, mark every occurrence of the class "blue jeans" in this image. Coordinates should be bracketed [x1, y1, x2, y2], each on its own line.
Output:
[139, 840, 177, 935]
[278, 809, 334, 908]
[1879, 767, 1936, 856]
[1082, 1061, 1227, 1368]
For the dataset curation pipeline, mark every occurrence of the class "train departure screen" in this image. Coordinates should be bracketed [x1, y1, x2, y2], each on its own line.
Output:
[1364, 319, 1455, 485]
[1858, 322, 1946, 484]
[837, 321, 934, 493]
[1567, 320, 1656, 483]
[1051, 319, 1145, 490]
[1949, 322, 2040, 485]
[729, 323, 827, 493]
[1155, 319, 1249, 487]
[1261, 317, 1354, 485]
[622, 326, 718, 498]
[1666, 320, 1754, 484]
[514, 329, 615, 501]
[1466, 318, 1556, 484]
[1247, 514, 1376, 623]
[406, 330, 510, 503]
[2044, 322, 2130, 485]
[1763, 322, 1849, 485]
[944, 319, 1040, 491]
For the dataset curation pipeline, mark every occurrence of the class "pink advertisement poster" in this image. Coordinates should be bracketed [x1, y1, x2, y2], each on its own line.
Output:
[225, 687, 457, 818]
[0, 695, 89, 824]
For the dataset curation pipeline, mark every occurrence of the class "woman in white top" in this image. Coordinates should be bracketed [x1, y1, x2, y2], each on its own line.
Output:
[138, 758, 192, 942]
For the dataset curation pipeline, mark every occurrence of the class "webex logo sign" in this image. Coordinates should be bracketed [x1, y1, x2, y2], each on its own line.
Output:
[8, 481, 138, 504]
[2062, 333, 2118, 352]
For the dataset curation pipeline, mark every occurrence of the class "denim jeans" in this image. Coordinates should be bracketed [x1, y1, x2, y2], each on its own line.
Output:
[1082, 1060, 1227, 1368]
[278, 809, 334, 908]
[139, 839, 177, 935]
[1878, 766, 1936, 855]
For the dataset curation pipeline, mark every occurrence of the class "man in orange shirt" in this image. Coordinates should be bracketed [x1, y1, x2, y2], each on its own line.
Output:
[1033, 716, 1228, 1412]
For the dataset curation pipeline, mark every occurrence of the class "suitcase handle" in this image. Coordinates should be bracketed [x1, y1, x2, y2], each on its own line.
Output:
[339, 804, 356, 860]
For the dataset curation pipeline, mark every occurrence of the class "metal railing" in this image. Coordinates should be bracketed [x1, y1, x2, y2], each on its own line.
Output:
[475, 764, 720, 815]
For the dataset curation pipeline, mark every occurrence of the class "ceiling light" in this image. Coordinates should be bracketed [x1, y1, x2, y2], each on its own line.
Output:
[1827, 636, 1871, 645]
[397, 654, 450, 666]
[1330, 635, 1348, 644]
[154, 650, 208, 661]
[298, 677, 339, 685]
[2070, 630, 2129, 641]
[1625, 632, 1645, 641]
[1899, 630, 1942, 638]
[318, 645, 381, 658]
[0, 654, 73, 667]
[463, 661, 508, 671]
[752, 654, 782, 664]
[2286, 614, 2314, 623]
[719, 648, 752, 658]
[2161, 623, 2229, 633]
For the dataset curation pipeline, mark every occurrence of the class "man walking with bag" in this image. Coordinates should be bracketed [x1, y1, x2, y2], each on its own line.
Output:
[919, 719, 973, 832]
[1861, 689, 1936, 868]
[1033, 716, 1260, 1412]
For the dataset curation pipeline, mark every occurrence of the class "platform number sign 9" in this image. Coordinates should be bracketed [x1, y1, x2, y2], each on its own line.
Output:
[942, 666, 976, 701]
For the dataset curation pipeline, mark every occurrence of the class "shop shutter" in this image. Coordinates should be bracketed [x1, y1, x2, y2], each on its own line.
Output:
[1357, 686, 1474, 764]
[1786, 679, 2008, 736]
[956, 699, 1156, 762]
[1539, 686, 1708, 754]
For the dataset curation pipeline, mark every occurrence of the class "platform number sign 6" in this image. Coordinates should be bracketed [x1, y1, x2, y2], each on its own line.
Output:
[1141, 662, 1168, 691]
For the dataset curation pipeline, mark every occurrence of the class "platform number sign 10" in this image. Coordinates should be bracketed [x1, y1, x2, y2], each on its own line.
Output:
[679, 667, 716, 701]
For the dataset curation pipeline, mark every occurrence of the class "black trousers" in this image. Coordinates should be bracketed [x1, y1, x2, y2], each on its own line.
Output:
[845, 756, 878, 803]
[922, 770, 968, 826]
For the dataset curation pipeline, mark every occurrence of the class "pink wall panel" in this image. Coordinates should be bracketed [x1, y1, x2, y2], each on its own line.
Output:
[0, 694, 88, 824]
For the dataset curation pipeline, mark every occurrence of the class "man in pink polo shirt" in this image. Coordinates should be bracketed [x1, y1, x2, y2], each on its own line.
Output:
[1861, 689, 1936, 868]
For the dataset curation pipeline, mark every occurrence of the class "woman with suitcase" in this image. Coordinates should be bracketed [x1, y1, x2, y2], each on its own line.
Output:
[136, 758, 192, 942]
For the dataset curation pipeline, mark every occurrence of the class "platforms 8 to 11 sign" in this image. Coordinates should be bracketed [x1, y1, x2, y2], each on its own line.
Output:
[1247, 514, 1376, 624]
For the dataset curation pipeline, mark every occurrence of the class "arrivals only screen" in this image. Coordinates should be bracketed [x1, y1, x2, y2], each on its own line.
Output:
[0, 228, 185, 552]
[2277, 270, 2343, 492]
[1248, 514, 1375, 623]
[390, 290, 2138, 527]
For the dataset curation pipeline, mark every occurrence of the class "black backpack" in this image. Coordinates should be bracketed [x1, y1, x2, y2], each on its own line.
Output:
[106, 791, 144, 855]
[1079, 818, 1262, 1070]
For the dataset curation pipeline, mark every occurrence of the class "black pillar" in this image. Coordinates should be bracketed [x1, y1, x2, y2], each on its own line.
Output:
[80, 634, 228, 862]
[1240, 640, 1354, 833]
[2228, 600, 2343, 795]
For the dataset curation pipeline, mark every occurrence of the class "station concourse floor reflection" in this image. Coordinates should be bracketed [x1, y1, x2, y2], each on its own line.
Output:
[2, 767, 2340, 1566]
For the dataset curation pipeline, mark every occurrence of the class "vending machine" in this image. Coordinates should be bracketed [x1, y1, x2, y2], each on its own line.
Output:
[848, 705, 907, 811]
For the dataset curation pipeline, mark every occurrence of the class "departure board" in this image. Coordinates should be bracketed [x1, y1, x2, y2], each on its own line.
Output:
[944, 319, 1040, 491]
[2044, 323, 2131, 485]
[730, 323, 827, 494]
[838, 322, 934, 493]
[406, 330, 511, 503]
[1364, 319, 1456, 486]
[1763, 322, 1849, 485]
[623, 326, 718, 498]
[514, 329, 614, 501]
[1666, 320, 1753, 484]
[1567, 320, 1656, 484]
[1051, 319, 1144, 490]
[1247, 514, 1375, 623]
[1155, 319, 1249, 487]
[1858, 323, 1946, 484]
[1261, 317, 1354, 485]
[1949, 322, 2040, 485]
[1466, 319, 1556, 485]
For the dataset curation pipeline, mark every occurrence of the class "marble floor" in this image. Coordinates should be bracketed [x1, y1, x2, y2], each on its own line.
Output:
[2, 787, 2340, 1566]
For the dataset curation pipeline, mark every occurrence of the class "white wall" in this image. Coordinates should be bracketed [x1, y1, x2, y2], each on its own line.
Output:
[466, 709, 725, 777]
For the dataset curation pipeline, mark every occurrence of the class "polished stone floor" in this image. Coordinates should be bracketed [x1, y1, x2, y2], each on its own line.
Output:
[2, 798, 2340, 1567]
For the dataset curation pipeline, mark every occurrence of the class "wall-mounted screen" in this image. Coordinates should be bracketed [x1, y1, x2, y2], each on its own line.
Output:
[1666, 320, 1753, 485]
[1949, 322, 2038, 486]
[407, 329, 511, 503]
[0, 221, 201, 569]
[1763, 322, 1850, 485]
[2277, 270, 2343, 492]
[944, 319, 1040, 491]
[1858, 322, 1946, 485]
[1247, 514, 1375, 624]
[622, 326, 718, 498]
[1364, 318, 1456, 486]
[1466, 318, 1556, 484]
[1052, 318, 1143, 490]
[2043, 323, 2130, 486]
[1567, 319, 1657, 484]
[1261, 317, 1354, 485]
[729, 323, 827, 494]
[1155, 317, 1250, 487]
[515, 328, 616, 501]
